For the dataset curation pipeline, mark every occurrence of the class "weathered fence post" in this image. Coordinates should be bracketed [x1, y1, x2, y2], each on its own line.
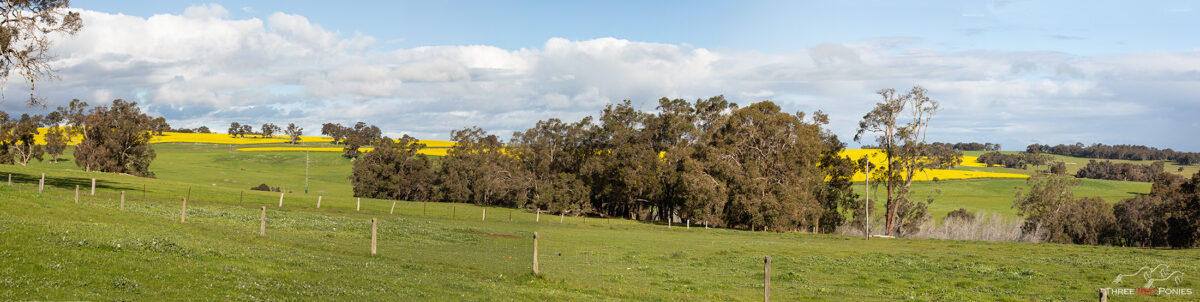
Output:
[357, 198, 361, 211]
[1099, 288, 1107, 302]
[279, 192, 285, 207]
[7, 173, 10, 185]
[75, 185, 79, 203]
[120, 191, 125, 211]
[508, 210, 512, 222]
[687, 219, 690, 230]
[316, 196, 322, 208]
[452, 205, 456, 218]
[180, 198, 188, 223]
[532, 232, 540, 276]
[390, 201, 396, 214]
[91, 178, 96, 195]
[482, 208, 486, 221]
[259, 206, 266, 236]
[370, 218, 378, 256]
[422, 201, 427, 216]
[536, 209, 540, 222]
[764, 256, 771, 302]
[560, 213, 564, 224]
[39, 173, 44, 193]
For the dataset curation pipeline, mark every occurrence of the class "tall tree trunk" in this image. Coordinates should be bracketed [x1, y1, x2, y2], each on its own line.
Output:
[885, 153, 896, 236]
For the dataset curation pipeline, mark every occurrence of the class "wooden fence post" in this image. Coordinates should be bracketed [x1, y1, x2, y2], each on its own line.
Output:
[1099, 288, 1107, 302]
[764, 256, 771, 302]
[75, 185, 79, 203]
[120, 191, 125, 211]
[260, 206, 266, 236]
[532, 232, 540, 276]
[180, 198, 188, 223]
[7, 173, 10, 185]
[357, 198, 361, 211]
[316, 196, 322, 208]
[452, 205, 456, 218]
[536, 209, 540, 222]
[279, 192, 285, 207]
[370, 218, 378, 256]
[39, 173, 44, 193]
[422, 201, 427, 216]
[390, 201, 396, 214]
[91, 178, 96, 195]
[687, 219, 690, 229]
[508, 210, 512, 222]
[560, 213, 564, 224]
[482, 208, 486, 221]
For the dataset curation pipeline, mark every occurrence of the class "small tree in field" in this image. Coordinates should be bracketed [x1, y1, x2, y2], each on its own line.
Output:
[240, 124, 253, 137]
[44, 126, 67, 163]
[228, 122, 241, 137]
[261, 123, 280, 138]
[285, 123, 302, 144]
[7, 114, 45, 166]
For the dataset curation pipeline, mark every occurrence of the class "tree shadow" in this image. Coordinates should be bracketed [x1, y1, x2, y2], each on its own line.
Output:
[3, 171, 139, 192]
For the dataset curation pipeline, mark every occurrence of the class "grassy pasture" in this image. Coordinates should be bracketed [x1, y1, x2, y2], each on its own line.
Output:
[1, 163, 1197, 301]
[960, 151, 1200, 177]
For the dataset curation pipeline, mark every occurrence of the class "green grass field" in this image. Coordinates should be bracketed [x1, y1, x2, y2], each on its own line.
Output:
[2, 144, 1196, 300]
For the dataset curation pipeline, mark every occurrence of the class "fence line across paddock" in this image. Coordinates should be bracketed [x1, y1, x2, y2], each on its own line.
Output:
[0, 171, 789, 300]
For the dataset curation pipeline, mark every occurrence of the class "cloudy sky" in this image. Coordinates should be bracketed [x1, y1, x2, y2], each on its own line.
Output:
[6, 0, 1199, 150]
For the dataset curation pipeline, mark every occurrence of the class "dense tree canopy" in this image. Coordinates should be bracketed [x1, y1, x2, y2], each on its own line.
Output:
[71, 99, 157, 177]
[350, 96, 859, 233]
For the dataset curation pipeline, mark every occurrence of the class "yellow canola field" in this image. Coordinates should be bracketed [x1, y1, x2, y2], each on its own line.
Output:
[33, 128, 334, 145]
[32, 127, 458, 146]
[838, 149, 1025, 181]
[237, 147, 450, 157]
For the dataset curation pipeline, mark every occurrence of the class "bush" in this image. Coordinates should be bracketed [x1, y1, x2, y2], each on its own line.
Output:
[250, 183, 280, 192]
[1112, 172, 1200, 248]
[1013, 175, 1117, 245]
[1049, 161, 1067, 175]
[945, 208, 975, 222]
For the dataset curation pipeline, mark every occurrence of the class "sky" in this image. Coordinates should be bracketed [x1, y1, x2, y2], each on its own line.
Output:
[5, 0, 1199, 150]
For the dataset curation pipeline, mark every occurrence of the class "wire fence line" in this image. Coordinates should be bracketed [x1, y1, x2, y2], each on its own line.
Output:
[1, 171, 782, 300]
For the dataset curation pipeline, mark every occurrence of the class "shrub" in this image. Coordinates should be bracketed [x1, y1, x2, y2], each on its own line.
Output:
[250, 184, 279, 192]
[1013, 175, 1117, 245]
[945, 208, 975, 222]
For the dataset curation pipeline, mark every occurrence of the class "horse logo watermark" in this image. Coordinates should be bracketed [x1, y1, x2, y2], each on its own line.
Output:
[1104, 264, 1192, 296]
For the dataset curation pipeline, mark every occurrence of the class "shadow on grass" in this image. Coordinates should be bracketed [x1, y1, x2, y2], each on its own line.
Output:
[2, 171, 140, 192]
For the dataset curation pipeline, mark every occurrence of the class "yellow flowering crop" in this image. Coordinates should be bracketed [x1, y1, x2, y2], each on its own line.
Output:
[838, 149, 1026, 181]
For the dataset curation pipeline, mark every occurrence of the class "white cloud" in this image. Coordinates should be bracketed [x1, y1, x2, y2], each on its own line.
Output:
[7, 4, 1197, 150]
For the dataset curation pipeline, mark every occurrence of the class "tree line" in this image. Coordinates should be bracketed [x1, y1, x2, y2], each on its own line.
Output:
[975, 152, 1055, 170]
[1074, 160, 1164, 182]
[1027, 143, 1200, 165]
[1015, 171, 1200, 248]
[0, 99, 159, 176]
[931, 142, 1001, 151]
[227, 122, 303, 143]
[350, 96, 865, 233]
